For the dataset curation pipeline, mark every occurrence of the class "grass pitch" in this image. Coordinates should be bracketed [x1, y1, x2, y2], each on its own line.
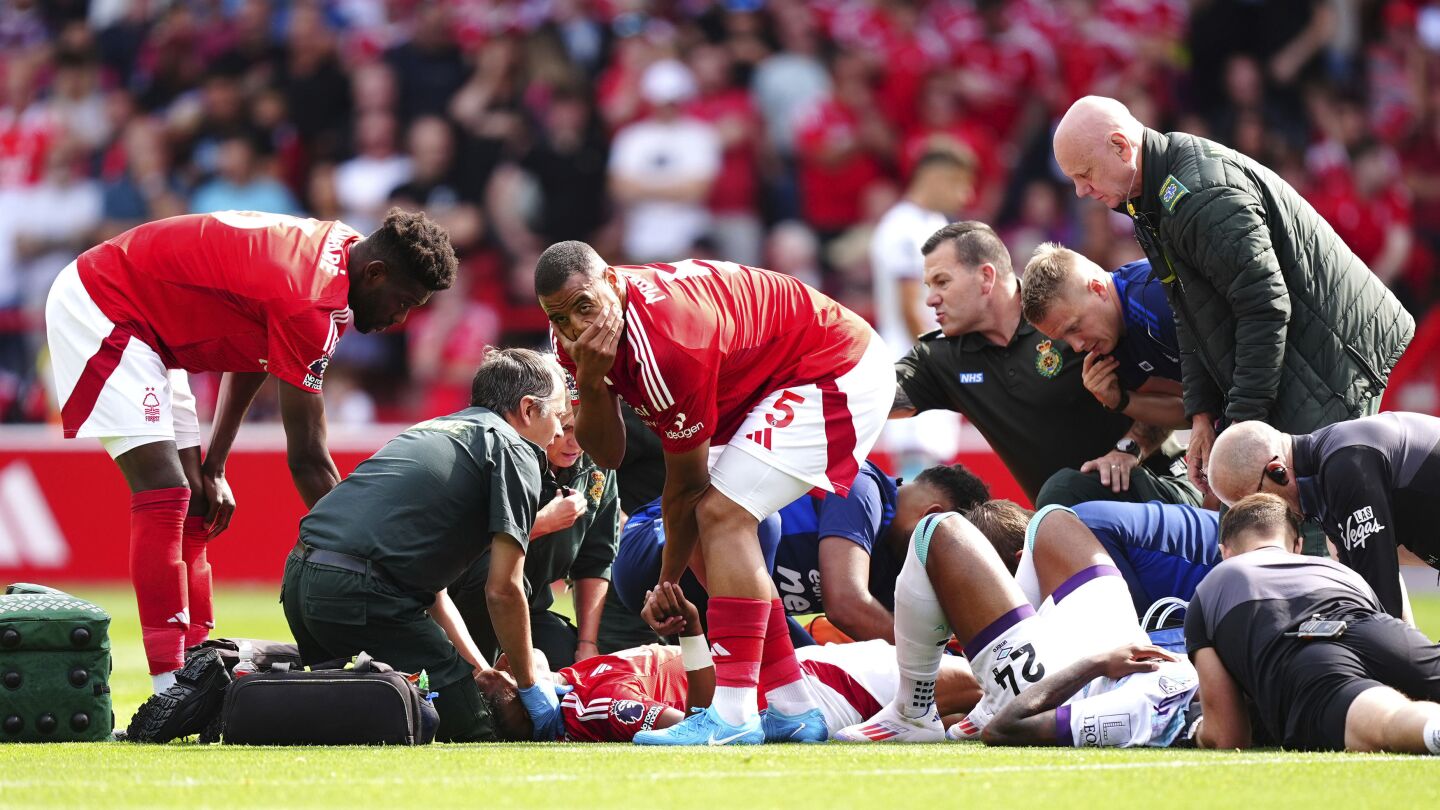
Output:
[2, 585, 1438, 809]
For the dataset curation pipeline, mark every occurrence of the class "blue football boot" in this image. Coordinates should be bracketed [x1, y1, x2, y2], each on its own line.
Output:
[761, 707, 829, 743]
[632, 705, 764, 746]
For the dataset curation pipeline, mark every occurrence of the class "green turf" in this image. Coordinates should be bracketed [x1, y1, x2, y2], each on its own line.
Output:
[0, 585, 1436, 809]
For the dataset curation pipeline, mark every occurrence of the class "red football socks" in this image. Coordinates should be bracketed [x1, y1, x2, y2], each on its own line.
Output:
[760, 598, 814, 716]
[130, 487, 190, 675]
[759, 599, 804, 691]
[182, 515, 213, 649]
[707, 596, 769, 725]
[708, 597, 769, 689]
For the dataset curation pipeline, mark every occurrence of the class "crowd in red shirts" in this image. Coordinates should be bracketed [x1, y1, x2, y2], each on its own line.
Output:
[1, 0, 1437, 424]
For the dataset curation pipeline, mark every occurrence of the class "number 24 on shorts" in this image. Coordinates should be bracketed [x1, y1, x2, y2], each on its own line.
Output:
[766, 390, 806, 428]
[992, 643, 1046, 695]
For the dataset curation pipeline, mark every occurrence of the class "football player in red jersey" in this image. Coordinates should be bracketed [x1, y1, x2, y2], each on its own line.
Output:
[475, 582, 980, 743]
[536, 240, 895, 744]
[45, 208, 456, 694]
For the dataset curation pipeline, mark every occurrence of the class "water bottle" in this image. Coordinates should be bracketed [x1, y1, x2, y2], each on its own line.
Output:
[233, 640, 257, 677]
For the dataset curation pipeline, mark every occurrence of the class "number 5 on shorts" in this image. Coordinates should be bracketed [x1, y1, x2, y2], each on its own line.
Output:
[766, 390, 806, 428]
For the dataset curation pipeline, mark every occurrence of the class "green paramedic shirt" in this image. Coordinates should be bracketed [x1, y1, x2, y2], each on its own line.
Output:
[895, 320, 1134, 501]
[298, 406, 546, 594]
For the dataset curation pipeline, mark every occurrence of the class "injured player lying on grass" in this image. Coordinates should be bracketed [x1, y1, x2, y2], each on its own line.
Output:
[836, 505, 1201, 747]
[474, 582, 980, 743]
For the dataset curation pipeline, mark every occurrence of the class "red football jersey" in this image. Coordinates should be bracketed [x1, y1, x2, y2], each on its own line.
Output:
[559, 645, 689, 742]
[76, 211, 359, 393]
[554, 259, 872, 454]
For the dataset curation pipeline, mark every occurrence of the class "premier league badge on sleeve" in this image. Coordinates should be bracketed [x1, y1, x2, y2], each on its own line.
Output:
[612, 700, 646, 725]
[304, 354, 331, 390]
[1034, 340, 1063, 379]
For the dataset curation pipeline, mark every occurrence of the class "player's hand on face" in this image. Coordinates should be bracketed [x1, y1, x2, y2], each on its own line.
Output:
[1101, 643, 1178, 680]
[1081, 352, 1124, 410]
[558, 303, 621, 390]
[1080, 449, 1138, 493]
[641, 587, 688, 637]
[201, 468, 236, 539]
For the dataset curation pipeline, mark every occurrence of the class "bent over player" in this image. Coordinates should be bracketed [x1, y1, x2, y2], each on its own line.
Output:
[536, 241, 893, 744]
[45, 209, 456, 693]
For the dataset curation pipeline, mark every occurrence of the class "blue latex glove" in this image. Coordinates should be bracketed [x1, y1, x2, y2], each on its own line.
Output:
[518, 680, 567, 741]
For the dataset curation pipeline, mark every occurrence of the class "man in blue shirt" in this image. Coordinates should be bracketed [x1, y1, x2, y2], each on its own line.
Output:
[611, 461, 990, 643]
[1021, 245, 1193, 505]
[968, 499, 1219, 618]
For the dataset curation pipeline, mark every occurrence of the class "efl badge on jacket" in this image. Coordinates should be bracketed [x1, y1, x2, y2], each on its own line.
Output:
[1034, 340, 1063, 378]
[588, 471, 606, 507]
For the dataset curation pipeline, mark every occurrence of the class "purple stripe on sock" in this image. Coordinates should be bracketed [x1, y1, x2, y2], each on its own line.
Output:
[1052, 565, 1123, 604]
[1055, 704, 1073, 747]
[963, 604, 1037, 661]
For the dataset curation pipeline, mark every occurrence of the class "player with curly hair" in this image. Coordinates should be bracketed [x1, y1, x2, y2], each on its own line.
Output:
[45, 208, 456, 697]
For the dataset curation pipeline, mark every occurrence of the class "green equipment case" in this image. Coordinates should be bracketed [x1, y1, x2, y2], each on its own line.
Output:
[0, 583, 114, 742]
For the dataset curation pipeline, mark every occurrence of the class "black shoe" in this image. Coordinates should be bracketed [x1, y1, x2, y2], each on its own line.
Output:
[126, 649, 232, 743]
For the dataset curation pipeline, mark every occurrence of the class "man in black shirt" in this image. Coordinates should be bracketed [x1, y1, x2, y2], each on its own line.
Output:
[1206, 413, 1440, 618]
[892, 221, 1197, 507]
[281, 348, 566, 742]
[1185, 494, 1440, 754]
[450, 391, 621, 669]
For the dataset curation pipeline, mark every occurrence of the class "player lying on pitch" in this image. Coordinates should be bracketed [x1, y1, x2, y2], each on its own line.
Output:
[474, 582, 980, 743]
[837, 506, 1200, 747]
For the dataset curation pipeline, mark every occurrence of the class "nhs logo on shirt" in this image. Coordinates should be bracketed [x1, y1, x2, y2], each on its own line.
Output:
[957, 372, 985, 384]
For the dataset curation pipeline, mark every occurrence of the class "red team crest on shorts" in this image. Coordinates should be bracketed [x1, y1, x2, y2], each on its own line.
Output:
[142, 387, 160, 423]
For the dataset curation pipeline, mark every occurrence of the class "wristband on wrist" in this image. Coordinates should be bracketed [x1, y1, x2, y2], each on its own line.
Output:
[578, 638, 598, 646]
[680, 634, 713, 671]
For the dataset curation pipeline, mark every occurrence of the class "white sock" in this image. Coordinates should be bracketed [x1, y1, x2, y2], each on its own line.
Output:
[1014, 548, 1043, 610]
[764, 680, 814, 716]
[711, 685, 758, 726]
[892, 537, 950, 719]
[1424, 714, 1440, 755]
[151, 670, 178, 694]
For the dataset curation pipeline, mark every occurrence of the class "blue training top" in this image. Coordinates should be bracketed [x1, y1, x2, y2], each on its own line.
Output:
[1109, 259, 1181, 390]
[1071, 500, 1220, 615]
[772, 461, 901, 615]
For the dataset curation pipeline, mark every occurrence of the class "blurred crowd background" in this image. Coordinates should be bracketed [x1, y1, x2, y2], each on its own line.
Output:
[1, 0, 1439, 426]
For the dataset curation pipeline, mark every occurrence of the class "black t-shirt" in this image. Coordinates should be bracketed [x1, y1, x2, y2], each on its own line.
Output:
[300, 407, 545, 594]
[895, 320, 1133, 500]
[1185, 546, 1382, 747]
[616, 403, 666, 515]
[1293, 412, 1440, 616]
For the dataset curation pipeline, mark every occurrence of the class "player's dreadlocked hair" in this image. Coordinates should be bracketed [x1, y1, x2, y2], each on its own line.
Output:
[535, 240, 605, 297]
[914, 463, 991, 513]
[473, 670, 532, 742]
[919, 220, 1012, 277]
[365, 207, 458, 291]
